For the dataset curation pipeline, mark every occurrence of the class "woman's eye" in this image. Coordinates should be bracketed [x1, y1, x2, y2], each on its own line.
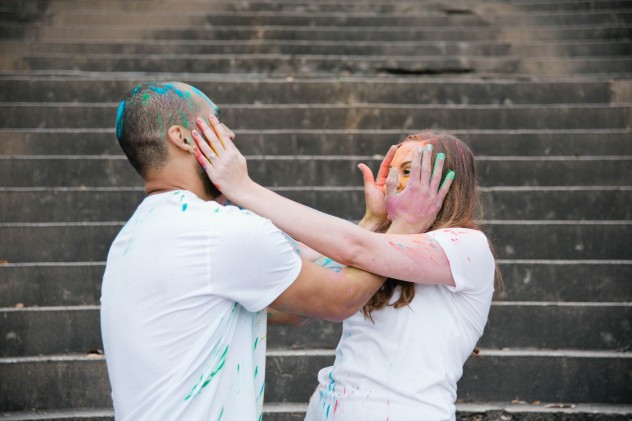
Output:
[403, 168, 411, 176]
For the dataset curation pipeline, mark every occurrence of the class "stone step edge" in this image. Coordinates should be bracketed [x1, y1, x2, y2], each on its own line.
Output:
[2, 70, 632, 81]
[1, 348, 631, 363]
[8, 22, 630, 30]
[5, 102, 632, 109]
[10, 53, 632, 63]
[0, 0, 628, 6]
[17, 8, 632, 17]
[1, 402, 632, 420]
[4, 301, 630, 313]
[0, 75, 630, 84]
[3, 154, 632, 161]
[2, 186, 632, 192]
[2, 259, 631, 267]
[3, 128, 630, 134]
[2, 220, 631, 228]
[4, 39, 631, 47]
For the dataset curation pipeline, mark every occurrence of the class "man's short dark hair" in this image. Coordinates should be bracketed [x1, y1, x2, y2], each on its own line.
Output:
[115, 82, 199, 177]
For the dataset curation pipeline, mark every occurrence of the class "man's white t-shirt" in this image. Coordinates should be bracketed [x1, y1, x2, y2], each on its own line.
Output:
[101, 190, 302, 420]
[305, 228, 495, 421]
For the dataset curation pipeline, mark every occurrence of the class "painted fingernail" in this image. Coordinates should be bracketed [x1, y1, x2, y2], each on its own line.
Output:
[416, 147, 423, 153]
[209, 113, 218, 122]
[447, 170, 455, 179]
[437, 153, 445, 160]
[427, 144, 433, 152]
[191, 129, 199, 137]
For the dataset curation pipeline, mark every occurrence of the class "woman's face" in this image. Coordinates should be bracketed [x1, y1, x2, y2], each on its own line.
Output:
[389, 140, 426, 192]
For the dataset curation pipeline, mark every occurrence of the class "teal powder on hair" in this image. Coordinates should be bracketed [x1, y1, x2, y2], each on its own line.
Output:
[115, 100, 126, 141]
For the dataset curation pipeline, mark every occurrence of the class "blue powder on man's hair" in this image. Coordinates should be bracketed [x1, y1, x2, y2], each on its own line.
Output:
[115, 100, 126, 141]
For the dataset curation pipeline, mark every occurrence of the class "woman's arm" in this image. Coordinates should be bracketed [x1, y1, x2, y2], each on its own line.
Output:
[192, 115, 455, 285]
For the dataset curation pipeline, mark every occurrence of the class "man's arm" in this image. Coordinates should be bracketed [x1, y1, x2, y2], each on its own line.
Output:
[269, 256, 385, 323]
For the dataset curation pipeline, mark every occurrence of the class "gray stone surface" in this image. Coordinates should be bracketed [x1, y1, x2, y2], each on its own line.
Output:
[0, 0, 630, 417]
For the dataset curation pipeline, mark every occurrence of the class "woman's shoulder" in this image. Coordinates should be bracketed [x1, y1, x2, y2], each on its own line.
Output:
[428, 227, 489, 245]
[426, 227, 495, 287]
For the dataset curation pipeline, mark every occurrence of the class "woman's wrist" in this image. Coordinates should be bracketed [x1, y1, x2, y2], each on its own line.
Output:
[359, 214, 390, 232]
[222, 178, 259, 206]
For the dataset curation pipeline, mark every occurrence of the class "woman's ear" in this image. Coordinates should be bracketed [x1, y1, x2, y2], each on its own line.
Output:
[166, 125, 194, 152]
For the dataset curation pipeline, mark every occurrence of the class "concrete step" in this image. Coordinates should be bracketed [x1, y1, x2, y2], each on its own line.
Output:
[43, 12, 491, 28]
[2, 103, 631, 130]
[4, 39, 631, 58]
[2, 39, 518, 57]
[0, 78, 623, 105]
[1, 261, 629, 308]
[1, 188, 631, 223]
[3, 53, 632, 76]
[1, 350, 630, 410]
[36, 10, 632, 28]
[2, 403, 632, 421]
[0, 222, 630, 263]
[0, 263, 105, 308]
[2, 0, 632, 14]
[265, 349, 632, 404]
[2, 303, 630, 357]
[3, 23, 630, 42]
[1, 155, 630, 188]
[3, 54, 524, 76]
[2, 129, 630, 156]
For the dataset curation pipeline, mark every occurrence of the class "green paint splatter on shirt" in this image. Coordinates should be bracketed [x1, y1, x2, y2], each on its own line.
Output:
[184, 345, 229, 401]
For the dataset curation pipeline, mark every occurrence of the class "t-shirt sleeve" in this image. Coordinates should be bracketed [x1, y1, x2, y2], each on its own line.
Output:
[427, 228, 495, 295]
[210, 210, 302, 313]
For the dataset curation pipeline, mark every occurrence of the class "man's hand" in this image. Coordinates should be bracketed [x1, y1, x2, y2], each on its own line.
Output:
[385, 144, 454, 234]
[191, 114, 253, 202]
[357, 145, 398, 232]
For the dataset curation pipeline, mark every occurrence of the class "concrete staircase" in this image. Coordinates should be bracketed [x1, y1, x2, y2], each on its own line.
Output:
[1, 0, 631, 419]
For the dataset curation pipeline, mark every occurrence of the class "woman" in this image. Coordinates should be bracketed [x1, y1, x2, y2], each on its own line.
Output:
[191, 114, 498, 421]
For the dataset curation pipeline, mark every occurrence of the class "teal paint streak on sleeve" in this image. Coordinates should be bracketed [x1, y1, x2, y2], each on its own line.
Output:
[281, 233, 302, 255]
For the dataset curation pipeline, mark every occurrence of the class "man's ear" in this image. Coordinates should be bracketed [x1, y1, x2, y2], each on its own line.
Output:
[166, 125, 194, 153]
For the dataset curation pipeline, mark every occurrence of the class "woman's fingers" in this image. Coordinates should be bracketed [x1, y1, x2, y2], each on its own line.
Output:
[207, 113, 227, 149]
[437, 170, 455, 203]
[195, 117, 223, 156]
[375, 145, 399, 187]
[192, 142, 211, 170]
[430, 153, 446, 192]
[385, 167, 399, 199]
[419, 144, 433, 187]
[357, 163, 376, 187]
[191, 129, 217, 163]
[408, 146, 423, 187]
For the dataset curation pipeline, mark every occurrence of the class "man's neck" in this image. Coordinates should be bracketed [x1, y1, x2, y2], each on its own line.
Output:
[144, 175, 212, 202]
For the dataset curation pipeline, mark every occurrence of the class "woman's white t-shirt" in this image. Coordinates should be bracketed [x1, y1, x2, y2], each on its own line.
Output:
[305, 228, 495, 421]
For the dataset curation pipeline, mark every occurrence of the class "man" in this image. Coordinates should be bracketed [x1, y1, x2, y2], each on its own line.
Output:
[101, 82, 420, 420]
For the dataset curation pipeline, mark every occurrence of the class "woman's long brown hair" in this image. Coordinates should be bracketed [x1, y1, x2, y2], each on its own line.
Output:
[361, 130, 502, 320]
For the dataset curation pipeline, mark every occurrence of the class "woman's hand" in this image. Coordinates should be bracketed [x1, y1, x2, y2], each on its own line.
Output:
[191, 113, 253, 202]
[357, 145, 398, 232]
[385, 145, 454, 234]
